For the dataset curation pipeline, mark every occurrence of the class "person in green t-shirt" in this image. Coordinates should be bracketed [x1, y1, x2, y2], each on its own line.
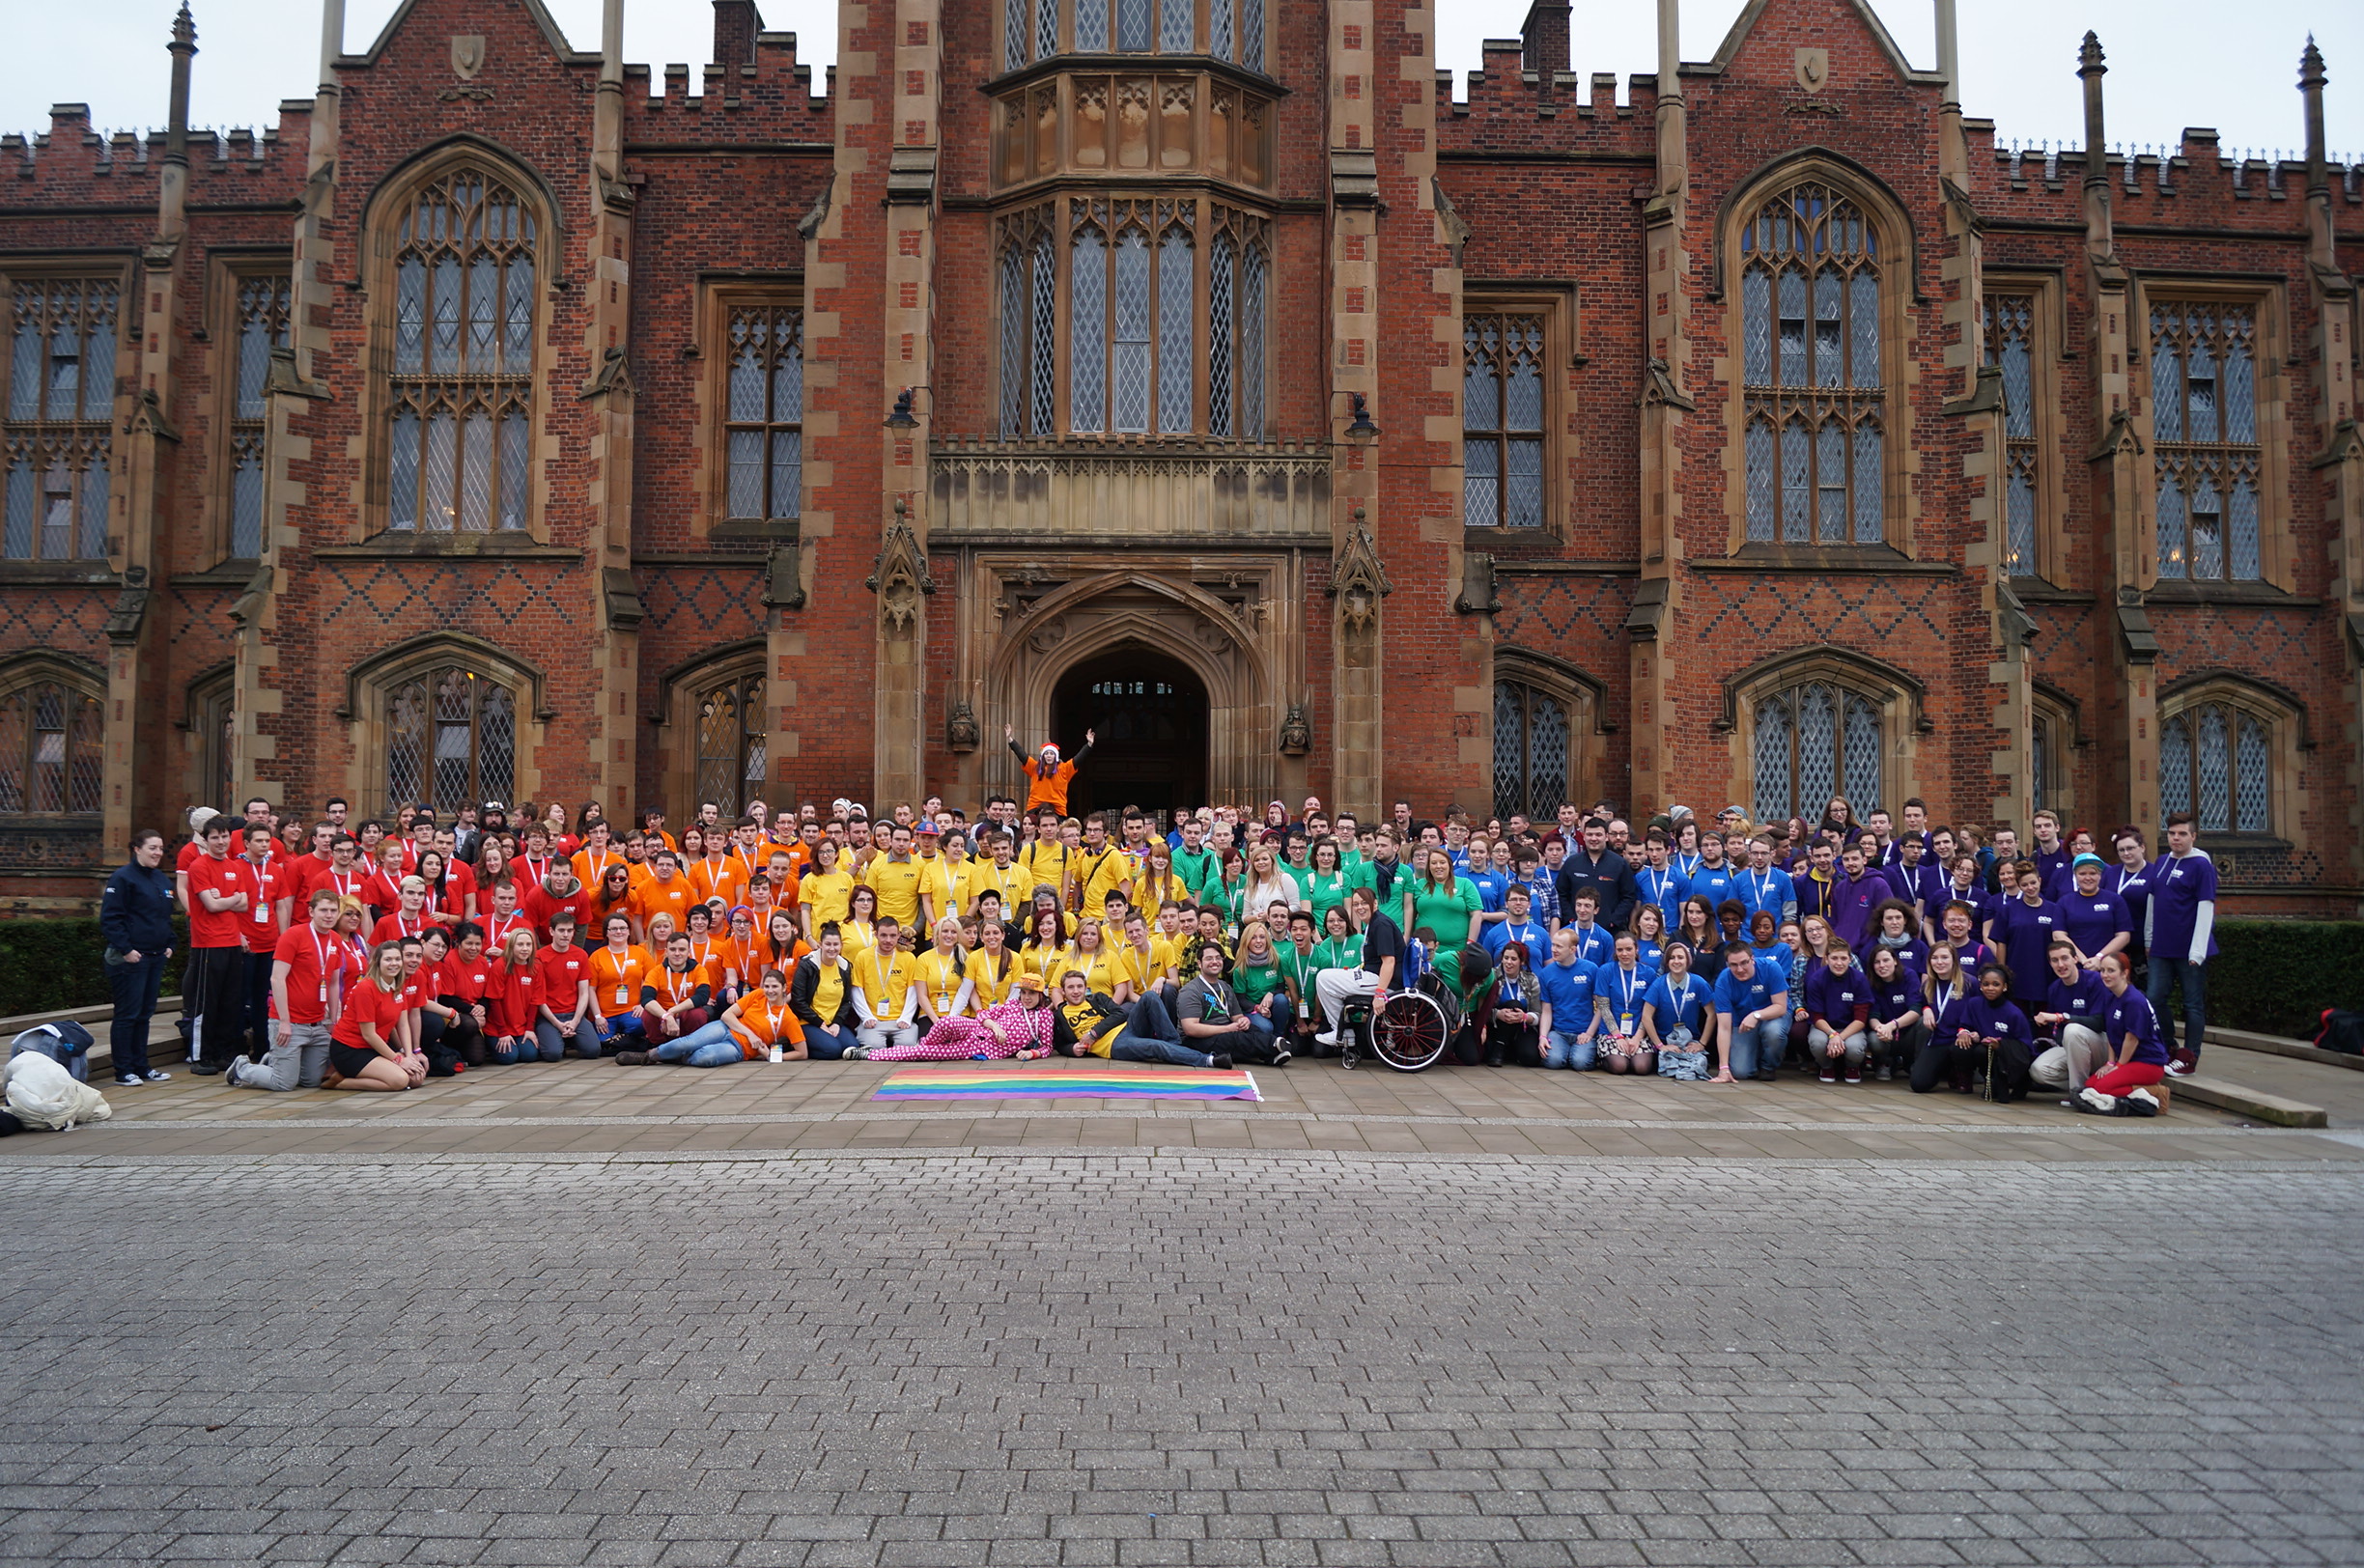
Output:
[1168, 815, 1221, 905]
[1404, 844, 1483, 954]
[1300, 837, 1349, 937]
[1345, 824, 1410, 912]
[1313, 904, 1365, 974]
[1231, 917, 1291, 1038]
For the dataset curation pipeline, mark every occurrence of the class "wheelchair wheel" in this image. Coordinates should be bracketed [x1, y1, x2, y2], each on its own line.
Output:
[1370, 990, 1449, 1073]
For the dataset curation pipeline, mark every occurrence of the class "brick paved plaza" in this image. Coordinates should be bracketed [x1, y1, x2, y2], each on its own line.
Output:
[5, 1060, 2364, 1566]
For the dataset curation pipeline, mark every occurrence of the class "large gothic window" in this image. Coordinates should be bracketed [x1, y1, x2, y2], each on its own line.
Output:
[1985, 292, 2040, 578]
[1464, 312, 1546, 529]
[2159, 698, 2271, 834]
[999, 198, 1264, 439]
[1493, 682, 1571, 821]
[385, 172, 537, 535]
[1001, 0, 1263, 68]
[384, 667, 516, 815]
[724, 304, 802, 522]
[2151, 301, 2263, 582]
[0, 673, 102, 816]
[2, 277, 117, 562]
[226, 273, 290, 559]
[1739, 183, 1885, 546]
[693, 671, 768, 818]
[1753, 682, 1881, 824]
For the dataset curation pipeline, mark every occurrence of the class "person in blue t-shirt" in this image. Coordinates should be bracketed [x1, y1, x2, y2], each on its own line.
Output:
[2107, 827, 2153, 967]
[1711, 942, 1790, 1084]
[2073, 949, 2171, 1113]
[2031, 936, 2113, 1093]
[2143, 813, 2217, 1077]
[1735, 835, 1796, 930]
[1632, 832, 1688, 932]
[1641, 938, 1714, 1063]
[1561, 889, 1615, 967]
[1684, 835, 1740, 929]
[1593, 932, 1659, 1075]
[1537, 926, 1603, 1071]
[1479, 883, 1549, 972]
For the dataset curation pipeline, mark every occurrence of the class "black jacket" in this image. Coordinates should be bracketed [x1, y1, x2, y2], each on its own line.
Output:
[788, 954, 859, 1027]
[99, 859, 175, 956]
[1556, 849, 1635, 933]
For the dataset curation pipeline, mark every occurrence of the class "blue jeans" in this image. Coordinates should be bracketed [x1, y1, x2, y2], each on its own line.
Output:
[803, 1023, 858, 1060]
[1246, 994, 1293, 1044]
[541, 1018, 590, 1060]
[1727, 1013, 1792, 1078]
[1543, 1029, 1597, 1070]
[657, 1019, 748, 1067]
[2147, 954, 2208, 1057]
[1113, 990, 1221, 1068]
[595, 1011, 645, 1045]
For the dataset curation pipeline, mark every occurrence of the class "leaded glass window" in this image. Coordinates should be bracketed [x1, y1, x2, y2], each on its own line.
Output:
[723, 304, 802, 522]
[0, 678, 102, 816]
[998, 207, 1059, 437]
[1492, 682, 1571, 822]
[1985, 293, 2040, 577]
[2152, 301, 2263, 581]
[1754, 683, 1881, 826]
[1739, 183, 1884, 544]
[2, 277, 117, 561]
[1210, 0, 1234, 61]
[693, 670, 768, 818]
[1209, 207, 1269, 439]
[1464, 312, 1547, 529]
[385, 172, 536, 534]
[2159, 700, 2270, 834]
[384, 667, 515, 817]
[226, 274, 290, 559]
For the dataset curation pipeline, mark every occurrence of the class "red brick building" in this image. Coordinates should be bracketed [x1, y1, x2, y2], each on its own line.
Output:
[0, 0, 2358, 912]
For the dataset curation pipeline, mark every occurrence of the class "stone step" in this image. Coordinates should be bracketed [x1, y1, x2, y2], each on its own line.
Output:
[2206, 1023, 2364, 1074]
[2172, 1074, 2330, 1129]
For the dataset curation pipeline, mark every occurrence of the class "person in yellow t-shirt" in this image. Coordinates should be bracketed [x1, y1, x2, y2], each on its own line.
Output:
[1017, 905, 1074, 985]
[1072, 815, 1135, 920]
[796, 838, 855, 944]
[1116, 910, 1169, 1000]
[915, 915, 971, 1022]
[974, 828, 1031, 913]
[1066, 916, 1133, 1003]
[852, 915, 919, 1051]
[863, 824, 928, 930]
[1018, 812, 1071, 909]
[835, 885, 881, 966]
[965, 918, 1023, 1010]
[929, 829, 979, 919]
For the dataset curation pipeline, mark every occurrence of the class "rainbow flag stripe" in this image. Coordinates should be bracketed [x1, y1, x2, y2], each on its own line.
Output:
[870, 1066, 1262, 1103]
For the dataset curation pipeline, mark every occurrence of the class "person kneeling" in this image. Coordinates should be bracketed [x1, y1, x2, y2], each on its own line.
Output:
[2070, 951, 2168, 1117]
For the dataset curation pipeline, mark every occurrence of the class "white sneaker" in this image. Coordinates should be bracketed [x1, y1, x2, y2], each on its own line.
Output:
[1312, 1030, 1339, 1047]
[2073, 1087, 2116, 1115]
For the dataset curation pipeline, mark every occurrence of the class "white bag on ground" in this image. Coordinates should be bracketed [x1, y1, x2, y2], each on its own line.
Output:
[4, 1050, 111, 1131]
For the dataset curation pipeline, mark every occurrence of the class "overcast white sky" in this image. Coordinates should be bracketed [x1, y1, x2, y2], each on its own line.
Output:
[6, 0, 2358, 158]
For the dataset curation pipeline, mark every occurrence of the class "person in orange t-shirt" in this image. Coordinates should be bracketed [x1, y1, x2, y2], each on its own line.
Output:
[629, 850, 698, 944]
[588, 913, 654, 1047]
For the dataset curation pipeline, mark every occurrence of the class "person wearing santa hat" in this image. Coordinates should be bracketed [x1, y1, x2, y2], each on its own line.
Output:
[1005, 723, 1095, 816]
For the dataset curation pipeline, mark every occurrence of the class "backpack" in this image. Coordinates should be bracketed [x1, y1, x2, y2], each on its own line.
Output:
[2314, 1009, 2364, 1055]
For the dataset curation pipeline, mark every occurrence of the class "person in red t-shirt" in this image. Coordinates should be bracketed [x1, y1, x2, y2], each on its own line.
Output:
[484, 927, 546, 1064]
[325, 940, 412, 1091]
[361, 839, 410, 927]
[430, 922, 495, 1067]
[480, 877, 532, 950]
[235, 824, 289, 1059]
[226, 886, 345, 1092]
[533, 912, 596, 1059]
[370, 875, 436, 946]
[184, 817, 255, 1075]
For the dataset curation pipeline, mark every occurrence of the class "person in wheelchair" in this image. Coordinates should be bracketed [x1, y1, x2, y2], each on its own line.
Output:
[1311, 885, 1403, 1049]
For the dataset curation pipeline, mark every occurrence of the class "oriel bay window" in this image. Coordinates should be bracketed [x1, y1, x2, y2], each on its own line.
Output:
[2, 276, 119, 562]
[1738, 182, 1886, 547]
[384, 171, 539, 535]
[998, 196, 1268, 440]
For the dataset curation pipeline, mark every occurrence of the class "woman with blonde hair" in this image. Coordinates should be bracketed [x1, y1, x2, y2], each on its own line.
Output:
[323, 940, 414, 1092]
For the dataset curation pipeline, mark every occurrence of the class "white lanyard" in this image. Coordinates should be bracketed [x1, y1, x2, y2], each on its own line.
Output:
[1750, 869, 1777, 906]
[312, 927, 332, 1003]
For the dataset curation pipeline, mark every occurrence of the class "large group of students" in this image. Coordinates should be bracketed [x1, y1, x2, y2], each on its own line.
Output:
[94, 739, 2213, 1117]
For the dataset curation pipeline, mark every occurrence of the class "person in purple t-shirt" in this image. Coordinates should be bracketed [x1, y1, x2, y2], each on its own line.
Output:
[1824, 842, 1887, 952]
[2144, 812, 2217, 1077]
[1804, 942, 1874, 1083]
[1984, 860, 2065, 1016]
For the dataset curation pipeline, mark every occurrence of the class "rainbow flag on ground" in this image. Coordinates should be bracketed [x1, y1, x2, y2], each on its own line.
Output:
[870, 1065, 1262, 1103]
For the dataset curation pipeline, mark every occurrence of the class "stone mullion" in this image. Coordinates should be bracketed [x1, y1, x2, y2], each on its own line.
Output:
[1326, 0, 1380, 819]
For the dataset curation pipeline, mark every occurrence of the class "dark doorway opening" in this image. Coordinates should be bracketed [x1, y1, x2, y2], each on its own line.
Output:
[1049, 646, 1209, 824]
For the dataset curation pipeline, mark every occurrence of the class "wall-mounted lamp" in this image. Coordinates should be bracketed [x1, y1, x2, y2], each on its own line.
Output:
[885, 385, 932, 429]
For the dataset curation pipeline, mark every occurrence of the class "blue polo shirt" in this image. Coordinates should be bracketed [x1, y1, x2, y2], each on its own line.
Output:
[1713, 963, 1787, 1022]
[1537, 958, 1598, 1036]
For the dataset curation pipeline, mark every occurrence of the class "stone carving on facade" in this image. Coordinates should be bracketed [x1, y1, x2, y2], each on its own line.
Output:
[1328, 508, 1393, 632]
[945, 698, 981, 752]
[1279, 704, 1313, 756]
[865, 499, 936, 630]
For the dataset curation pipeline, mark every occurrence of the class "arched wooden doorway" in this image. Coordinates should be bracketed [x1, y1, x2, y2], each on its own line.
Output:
[1049, 645, 1208, 823]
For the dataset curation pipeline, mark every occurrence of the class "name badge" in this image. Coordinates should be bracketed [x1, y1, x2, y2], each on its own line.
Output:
[615, 986, 631, 1006]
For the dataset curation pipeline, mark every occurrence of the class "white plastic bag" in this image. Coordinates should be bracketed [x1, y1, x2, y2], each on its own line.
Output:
[4, 1050, 111, 1131]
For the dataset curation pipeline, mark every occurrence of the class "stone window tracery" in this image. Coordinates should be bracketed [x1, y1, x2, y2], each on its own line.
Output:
[2151, 301, 2263, 582]
[2, 277, 117, 562]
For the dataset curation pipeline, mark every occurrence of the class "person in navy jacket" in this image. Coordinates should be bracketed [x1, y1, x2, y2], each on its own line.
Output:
[2031, 937, 2113, 1093]
[99, 827, 178, 1086]
[2144, 813, 2217, 1077]
[1928, 962, 2036, 1101]
[2073, 950, 2172, 1114]
[1984, 861, 2065, 1019]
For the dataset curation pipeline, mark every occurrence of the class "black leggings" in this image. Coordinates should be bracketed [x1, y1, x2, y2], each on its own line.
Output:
[1910, 1034, 1980, 1094]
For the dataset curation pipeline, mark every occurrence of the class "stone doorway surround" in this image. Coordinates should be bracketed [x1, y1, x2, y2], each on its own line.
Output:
[943, 553, 1309, 812]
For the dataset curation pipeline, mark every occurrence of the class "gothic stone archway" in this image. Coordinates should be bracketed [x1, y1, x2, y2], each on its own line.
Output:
[952, 562, 1298, 813]
[1050, 647, 1210, 822]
